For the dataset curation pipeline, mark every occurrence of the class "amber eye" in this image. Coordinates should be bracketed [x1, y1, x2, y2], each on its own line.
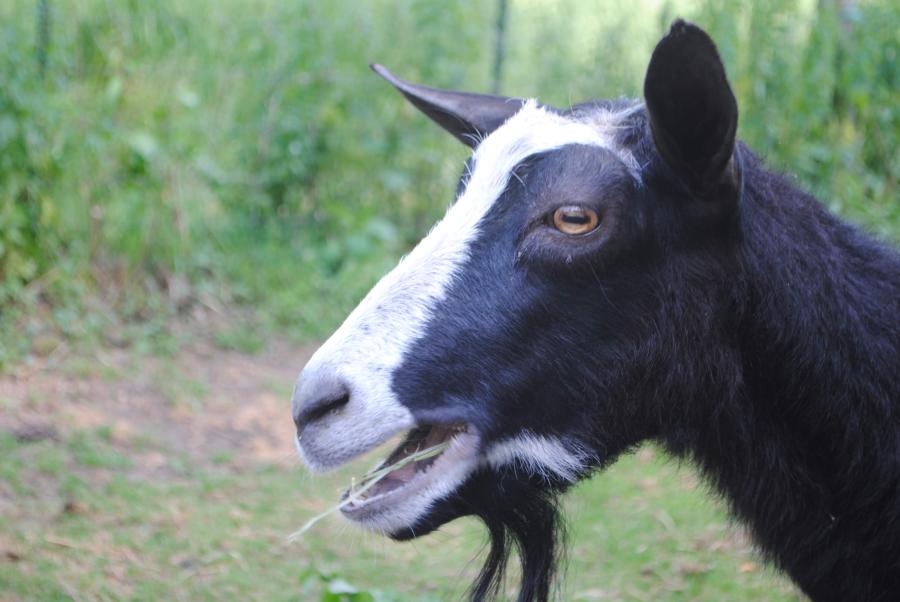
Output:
[552, 206, 600, 235]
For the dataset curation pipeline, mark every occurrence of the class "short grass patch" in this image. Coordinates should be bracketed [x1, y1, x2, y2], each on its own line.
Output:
[0, 428, 802, 601]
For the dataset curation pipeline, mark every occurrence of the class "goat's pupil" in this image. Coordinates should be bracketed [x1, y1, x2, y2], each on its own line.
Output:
[563, 213, 589, 224]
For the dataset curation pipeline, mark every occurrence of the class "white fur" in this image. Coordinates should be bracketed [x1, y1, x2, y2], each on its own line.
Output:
[485, 432, 592, 483]
[296, 101, 628, 524]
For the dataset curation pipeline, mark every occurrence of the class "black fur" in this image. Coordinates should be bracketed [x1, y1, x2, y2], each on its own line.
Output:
[376, 21, 899, 601]
[403, 470, 566, 602]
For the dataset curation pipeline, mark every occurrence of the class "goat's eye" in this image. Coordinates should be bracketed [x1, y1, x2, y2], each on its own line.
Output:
[552, 206, 600, 235]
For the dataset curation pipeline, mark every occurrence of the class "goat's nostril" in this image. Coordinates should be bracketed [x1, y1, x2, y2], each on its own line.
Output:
[294, 392, 351, 433]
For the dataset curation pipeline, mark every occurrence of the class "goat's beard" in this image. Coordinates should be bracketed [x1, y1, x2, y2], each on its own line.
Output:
[422, 468, 568, 602]
[471, 483, 564, 602]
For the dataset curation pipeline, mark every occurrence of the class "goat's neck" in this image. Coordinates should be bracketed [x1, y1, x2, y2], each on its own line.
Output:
[668, 166, 900, 599]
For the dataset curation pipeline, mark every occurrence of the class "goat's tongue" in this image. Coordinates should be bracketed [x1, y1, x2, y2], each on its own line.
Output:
[370, 474, 409, 494]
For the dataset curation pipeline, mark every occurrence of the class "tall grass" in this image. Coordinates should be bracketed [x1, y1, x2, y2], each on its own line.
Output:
[0, 0, 896, 364]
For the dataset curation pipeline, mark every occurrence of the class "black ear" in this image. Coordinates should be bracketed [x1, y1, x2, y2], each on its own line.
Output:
[643, 21, 739, 198]
[371, 64, 525, 148]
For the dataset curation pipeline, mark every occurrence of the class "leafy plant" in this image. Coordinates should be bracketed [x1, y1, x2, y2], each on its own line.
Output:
[0, 0, 895, 365]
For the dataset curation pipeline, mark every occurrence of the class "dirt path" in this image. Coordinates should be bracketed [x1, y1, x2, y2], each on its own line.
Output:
[0, 337, 317, 477]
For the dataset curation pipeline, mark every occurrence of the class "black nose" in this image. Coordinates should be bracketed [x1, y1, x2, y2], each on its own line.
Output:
[294, 386, 350, 437]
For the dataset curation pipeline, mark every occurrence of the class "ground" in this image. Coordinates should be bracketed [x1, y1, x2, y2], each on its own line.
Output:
[0, 336, 305, 478]
[0, 331, 804, 601]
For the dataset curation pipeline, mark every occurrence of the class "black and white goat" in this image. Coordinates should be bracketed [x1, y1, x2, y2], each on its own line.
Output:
[292, 21, 900, 602]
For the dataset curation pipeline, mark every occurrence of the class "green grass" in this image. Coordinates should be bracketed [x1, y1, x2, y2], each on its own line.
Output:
[0, 428, 800, 601]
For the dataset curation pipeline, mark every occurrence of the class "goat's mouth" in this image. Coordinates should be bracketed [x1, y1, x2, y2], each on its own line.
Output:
[340, 423, 479, 528]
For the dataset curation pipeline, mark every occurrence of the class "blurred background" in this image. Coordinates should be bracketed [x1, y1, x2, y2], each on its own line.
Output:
[0, 0, 896, 600]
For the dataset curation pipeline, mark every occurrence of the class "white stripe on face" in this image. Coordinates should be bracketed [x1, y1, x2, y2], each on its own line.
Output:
[295, 101, 626, 472]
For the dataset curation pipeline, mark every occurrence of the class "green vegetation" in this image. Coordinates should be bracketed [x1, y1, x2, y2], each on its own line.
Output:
[0, 0, 896, 364]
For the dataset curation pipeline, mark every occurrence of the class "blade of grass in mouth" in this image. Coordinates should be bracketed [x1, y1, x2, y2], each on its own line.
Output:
[288, 441, 450, 541]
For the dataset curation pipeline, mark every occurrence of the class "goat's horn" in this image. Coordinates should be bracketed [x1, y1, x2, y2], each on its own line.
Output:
[371, 63, 525, 148]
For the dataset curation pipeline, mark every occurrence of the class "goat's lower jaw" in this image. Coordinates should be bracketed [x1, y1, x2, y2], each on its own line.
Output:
[340, 424, 478, 529]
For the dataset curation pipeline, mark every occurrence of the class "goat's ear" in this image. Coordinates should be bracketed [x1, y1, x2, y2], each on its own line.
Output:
[643, 21, 739, 199]
[371, 64, 525, 148]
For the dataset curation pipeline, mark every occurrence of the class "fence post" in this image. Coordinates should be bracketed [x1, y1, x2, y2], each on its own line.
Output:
[36, 0, 51, 79]
[491, 0, 508, 94]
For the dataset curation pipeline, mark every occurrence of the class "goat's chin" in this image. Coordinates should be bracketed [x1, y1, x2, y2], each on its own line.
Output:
[385, 462, 574, 535]
[386, 492, 470, 540]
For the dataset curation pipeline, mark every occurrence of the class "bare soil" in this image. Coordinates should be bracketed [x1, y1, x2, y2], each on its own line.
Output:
[0, 336, 316, 477]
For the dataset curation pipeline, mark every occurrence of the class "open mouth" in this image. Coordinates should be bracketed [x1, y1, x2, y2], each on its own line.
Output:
[340, 423, 479, 523]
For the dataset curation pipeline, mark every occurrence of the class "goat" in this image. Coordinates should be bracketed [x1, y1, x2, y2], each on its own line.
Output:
[292, 20, 900, 602]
